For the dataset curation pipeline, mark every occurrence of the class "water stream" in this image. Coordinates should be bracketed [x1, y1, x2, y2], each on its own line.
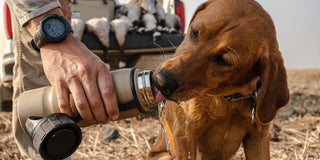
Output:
[158, 101, 192, 160]
[158, 101, 177, 160]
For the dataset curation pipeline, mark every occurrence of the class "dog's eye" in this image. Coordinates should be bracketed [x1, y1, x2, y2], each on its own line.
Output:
[215, 54, 232, 67]
[191, 29, 199, 39]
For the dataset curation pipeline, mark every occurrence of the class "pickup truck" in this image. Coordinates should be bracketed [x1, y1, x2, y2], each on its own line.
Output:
[0, 0, 185, 111]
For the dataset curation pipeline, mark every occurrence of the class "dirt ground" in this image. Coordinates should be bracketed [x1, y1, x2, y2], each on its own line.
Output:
[0, 67, 319, 160]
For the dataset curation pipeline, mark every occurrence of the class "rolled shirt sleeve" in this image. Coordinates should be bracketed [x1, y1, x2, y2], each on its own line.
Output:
[4, 0, 62, 26]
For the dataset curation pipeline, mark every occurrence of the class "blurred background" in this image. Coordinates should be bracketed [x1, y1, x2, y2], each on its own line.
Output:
[75, 0, 320, 69]
[186, 0, 320, 69]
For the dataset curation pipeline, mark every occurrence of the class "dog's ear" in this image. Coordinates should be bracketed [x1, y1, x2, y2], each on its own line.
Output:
[256, 49, 289, 124]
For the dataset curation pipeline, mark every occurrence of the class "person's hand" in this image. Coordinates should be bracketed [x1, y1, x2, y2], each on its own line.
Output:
[24, 1, 118, 124]
[60, 0, 72, 21]
[40, 34, 119, 123]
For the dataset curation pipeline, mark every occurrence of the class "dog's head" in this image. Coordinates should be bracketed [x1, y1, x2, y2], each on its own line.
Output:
[153, 0, 289, 124]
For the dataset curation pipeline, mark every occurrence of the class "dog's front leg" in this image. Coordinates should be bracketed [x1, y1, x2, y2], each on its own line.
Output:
[242, 123, 271, 160]
[147, 132, 173, 160]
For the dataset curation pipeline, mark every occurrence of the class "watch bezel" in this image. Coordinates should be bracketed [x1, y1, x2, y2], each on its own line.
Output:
[40, 14, 70, 42]
[31, 14, 73, 52]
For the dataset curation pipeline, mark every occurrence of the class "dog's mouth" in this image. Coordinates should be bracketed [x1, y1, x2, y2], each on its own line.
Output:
[152, 83, 167, 103]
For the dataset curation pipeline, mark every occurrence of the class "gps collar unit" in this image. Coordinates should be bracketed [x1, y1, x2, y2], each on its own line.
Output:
[31, 14, 73, 52]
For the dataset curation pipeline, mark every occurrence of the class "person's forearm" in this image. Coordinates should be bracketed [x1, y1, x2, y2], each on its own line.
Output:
[25, 0, 72, 36]
[25, 8, 64, 36]
[5, 0, 62, 26]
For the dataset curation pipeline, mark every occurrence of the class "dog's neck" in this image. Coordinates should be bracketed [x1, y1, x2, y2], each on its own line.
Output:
[222, 84, 261, 121]
[222, 76, 261, 99]
[183, 79, 261, 122]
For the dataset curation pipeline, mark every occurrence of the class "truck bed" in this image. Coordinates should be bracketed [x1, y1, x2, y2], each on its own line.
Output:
[82, 33, 185, 55]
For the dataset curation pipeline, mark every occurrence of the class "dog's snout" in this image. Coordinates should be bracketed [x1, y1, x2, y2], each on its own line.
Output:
[154, 68, 179, 98]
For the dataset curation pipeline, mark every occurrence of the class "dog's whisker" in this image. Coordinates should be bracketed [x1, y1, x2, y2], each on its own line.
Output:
[226, 46, 239, 55]
[168, 39, 178, 50]
[191, 89, 206, 97]
[226, 46, 241, 63]
[161, 53, 168, 62]
[152, 41, 169, 62]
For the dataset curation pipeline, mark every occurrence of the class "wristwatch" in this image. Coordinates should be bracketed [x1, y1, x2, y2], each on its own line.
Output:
[31, 14, 73, 52]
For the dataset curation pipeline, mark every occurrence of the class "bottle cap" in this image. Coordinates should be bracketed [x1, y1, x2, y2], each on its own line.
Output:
[26, 113, 82, 160]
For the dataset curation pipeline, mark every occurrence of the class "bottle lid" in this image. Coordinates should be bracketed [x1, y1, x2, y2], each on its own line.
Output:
[27, 113, 82, 160]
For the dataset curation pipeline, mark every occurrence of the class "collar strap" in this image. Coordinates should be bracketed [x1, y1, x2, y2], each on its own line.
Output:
[222, 79, 262, 102]
[222, 83, 262, 122]
[222, 86, 261, 102]
[222, 93, 254, 102]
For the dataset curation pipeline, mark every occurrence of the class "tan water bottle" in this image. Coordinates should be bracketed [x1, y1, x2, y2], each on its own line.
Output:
[17, 68, 159, 159]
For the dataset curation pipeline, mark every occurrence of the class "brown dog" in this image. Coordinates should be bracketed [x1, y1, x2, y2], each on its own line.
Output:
[148, 0, 289, 159]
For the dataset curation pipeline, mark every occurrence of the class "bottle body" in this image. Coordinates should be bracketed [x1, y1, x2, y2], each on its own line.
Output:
[17, 68, 157, 133]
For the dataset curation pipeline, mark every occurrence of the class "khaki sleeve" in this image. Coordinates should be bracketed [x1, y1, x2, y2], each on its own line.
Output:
[4, 0, 62, 26]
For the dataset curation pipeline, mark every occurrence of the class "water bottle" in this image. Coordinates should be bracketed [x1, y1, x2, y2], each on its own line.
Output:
[17, 68, 161, 160]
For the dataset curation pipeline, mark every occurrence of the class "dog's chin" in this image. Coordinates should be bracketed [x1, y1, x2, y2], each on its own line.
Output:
[163, 88, 200, 103]
[152, 85, 183, 103]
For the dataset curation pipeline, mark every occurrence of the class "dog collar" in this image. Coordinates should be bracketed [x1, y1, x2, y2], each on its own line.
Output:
[222, 81, 262, 122]
[222, 84, 261, 102]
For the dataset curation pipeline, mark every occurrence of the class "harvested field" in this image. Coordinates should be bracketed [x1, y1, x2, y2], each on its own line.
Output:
[0, 69, 319, 160]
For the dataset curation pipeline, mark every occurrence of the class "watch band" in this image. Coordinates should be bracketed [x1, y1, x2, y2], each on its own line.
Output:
[31, 14, 73, 52]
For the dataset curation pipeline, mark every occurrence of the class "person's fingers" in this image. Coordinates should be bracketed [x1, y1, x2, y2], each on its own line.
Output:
[68, 77, 95, 123]
[97, 66, 119, 120]
[81, 73, 109, 123]
[54, 84, 73, 116]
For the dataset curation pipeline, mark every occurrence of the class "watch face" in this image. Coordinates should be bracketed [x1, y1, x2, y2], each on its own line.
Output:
[43, 19, 65, 38]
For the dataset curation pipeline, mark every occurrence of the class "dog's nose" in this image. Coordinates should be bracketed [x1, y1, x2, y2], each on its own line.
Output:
[154, 68, 179, 98]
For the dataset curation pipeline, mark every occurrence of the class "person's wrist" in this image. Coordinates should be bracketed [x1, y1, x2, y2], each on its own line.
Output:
[40, 33, 79, 50]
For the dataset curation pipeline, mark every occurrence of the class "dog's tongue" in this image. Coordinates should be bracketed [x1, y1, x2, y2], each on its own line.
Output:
[152, 84, 166, 103]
